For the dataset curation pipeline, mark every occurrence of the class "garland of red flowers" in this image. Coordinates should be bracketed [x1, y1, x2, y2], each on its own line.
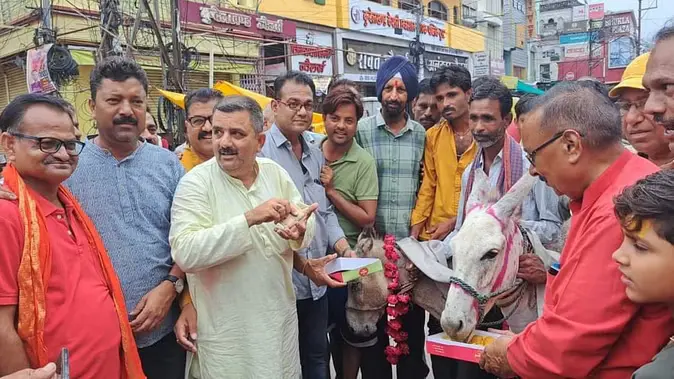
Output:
[383, 234, 411, 365]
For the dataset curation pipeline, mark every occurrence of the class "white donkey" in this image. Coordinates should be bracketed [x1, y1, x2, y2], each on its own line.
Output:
[441, 169, 561, 342]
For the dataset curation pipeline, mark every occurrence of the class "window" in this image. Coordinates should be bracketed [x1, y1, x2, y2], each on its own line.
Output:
[397, 0, 420, 11]
[428, 1, 448, 21]
[367, 0, 391, 5]
[462, 5, 477, 20]
[453, 6, 459, 24]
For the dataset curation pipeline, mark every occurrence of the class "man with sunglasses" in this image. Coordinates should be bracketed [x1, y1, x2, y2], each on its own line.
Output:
[610, 53, 674, 168]
[0, 94, 144, 378]
[479, 81, 673, 379]
[261, 71, 353, 379]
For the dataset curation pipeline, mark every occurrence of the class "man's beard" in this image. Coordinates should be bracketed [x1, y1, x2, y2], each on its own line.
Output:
[472, 130, 505, 149]
[383, 100, 405, 118]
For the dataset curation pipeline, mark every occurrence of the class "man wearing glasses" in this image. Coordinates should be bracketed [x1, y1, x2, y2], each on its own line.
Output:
[610, 52, 674, 168]
[479, 81, 673, 378]
[0, 94, 144, 378]
[180, 88, 223, 172]
[261, 71, 353, 379]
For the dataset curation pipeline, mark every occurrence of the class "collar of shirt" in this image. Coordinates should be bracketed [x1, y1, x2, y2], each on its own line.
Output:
[375, 112, 414, 138]
[28, 187, 74, 217]
[86, 138, 145, 163]
[319, 139, 359, 165]
[570, 149, 632, 214]
[268, 124, 313, 157]
[474, 148, 504, 171]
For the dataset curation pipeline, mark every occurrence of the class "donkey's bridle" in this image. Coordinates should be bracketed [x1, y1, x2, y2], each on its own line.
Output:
[448, 224, 534, 327]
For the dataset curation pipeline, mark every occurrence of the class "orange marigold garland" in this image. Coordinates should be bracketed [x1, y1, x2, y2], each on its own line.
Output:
[383, 234, 411, 364]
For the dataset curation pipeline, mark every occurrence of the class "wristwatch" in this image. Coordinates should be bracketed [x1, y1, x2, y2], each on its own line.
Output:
[163, 275, 184, 295]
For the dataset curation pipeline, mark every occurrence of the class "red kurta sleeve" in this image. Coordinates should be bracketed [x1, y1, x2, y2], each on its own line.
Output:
[0, 200, 23, 305]
[506, 210, 642, 378]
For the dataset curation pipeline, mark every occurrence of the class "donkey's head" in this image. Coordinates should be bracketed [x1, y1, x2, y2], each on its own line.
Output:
[345, 228, 391, 337]
[441, 170, 536, 341]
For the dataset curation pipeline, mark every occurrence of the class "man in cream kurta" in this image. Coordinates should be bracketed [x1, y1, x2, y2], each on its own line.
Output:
[169, 96, 334, 379]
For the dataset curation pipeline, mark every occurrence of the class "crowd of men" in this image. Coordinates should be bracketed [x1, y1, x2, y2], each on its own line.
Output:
[1, 23, 674, 379]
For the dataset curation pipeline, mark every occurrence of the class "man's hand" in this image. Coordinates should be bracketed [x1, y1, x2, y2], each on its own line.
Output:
[0, 187, 16, 200]
[1, 363, 58, 379]
[304, 254, 347, 288]
[427, 218, 456, 241]
[130, 281, 177, 334]
[275, 203, 319, 241]
[174, 303, 197, 353]
[320, 166, 334, 190]
[245, 199, 292, 227]
[516, 254, 547, 285]
[478, 333, 517, 378]
[410, 222, 424, 240]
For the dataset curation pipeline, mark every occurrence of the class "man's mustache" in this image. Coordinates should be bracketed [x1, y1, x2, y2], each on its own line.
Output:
[113, 116, 138, 126]
[218, 148, 237, 156]
[198, 130, 212, 140]
[443, 106, 456, 113]
[653, 113, 674, 130]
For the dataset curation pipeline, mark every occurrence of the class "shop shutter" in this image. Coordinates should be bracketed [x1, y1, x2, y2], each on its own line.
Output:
[184, 69, 232, 92]
[0, 64, 28, 111]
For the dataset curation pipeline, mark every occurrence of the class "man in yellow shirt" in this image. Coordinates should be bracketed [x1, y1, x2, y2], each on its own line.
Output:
[410, 65, 477, 242]
[180, 88, 224, 172]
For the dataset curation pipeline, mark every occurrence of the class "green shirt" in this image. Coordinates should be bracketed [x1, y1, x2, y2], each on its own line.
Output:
[322, 140, 379, 247]
[356, 113, 426, 239]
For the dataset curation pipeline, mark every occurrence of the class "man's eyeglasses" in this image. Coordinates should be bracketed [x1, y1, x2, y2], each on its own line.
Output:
[10, 132, 85, 156]
[276, 99, 313, 112]
[615, 98, 648, 116]
[187, 115, 213, 128]
[525, 131, 565, 166]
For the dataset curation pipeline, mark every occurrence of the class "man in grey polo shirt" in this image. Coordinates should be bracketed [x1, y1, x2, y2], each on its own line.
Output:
[65, 57, 186, 379]
[262, 71, 353, 379]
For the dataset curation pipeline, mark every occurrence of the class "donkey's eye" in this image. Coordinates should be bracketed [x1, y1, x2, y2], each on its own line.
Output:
[480, 249, 499, 261]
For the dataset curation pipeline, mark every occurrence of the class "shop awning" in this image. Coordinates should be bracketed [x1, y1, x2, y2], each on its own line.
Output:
[501, 75, 544, 95]
[159, 81, 326, 134]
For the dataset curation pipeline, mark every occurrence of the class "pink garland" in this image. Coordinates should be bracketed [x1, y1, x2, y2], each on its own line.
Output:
[383, 235, 411, 365]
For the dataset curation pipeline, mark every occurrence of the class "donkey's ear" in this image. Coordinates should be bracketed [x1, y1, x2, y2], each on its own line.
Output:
[355, 238, 373, 257]
[465, 168, 490, 213]
[492, 174, 536, 220]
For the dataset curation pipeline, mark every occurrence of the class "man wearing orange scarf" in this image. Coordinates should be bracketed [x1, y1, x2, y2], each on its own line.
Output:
[0, 94, 144, 378]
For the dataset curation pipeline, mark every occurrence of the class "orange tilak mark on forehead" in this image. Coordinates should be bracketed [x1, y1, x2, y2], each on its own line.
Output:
[388, 78, 405, 91]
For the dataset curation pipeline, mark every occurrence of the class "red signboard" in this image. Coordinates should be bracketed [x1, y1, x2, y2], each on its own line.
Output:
[179, 0, 296, 38]
[589, 3, 604, 20]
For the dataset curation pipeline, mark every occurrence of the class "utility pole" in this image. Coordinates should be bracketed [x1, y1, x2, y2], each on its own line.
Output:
[410, 3, 425, 79]
[99, 0, 122, 60]
[636, 0, 657, 55]
[170, 0, 184, 91]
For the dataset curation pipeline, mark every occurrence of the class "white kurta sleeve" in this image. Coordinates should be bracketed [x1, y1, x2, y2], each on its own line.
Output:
[169, 172, 254, 273]
[280, 168, 315, 252]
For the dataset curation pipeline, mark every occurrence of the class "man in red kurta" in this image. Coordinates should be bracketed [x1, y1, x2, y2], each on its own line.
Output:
[479, 82, 674, 378]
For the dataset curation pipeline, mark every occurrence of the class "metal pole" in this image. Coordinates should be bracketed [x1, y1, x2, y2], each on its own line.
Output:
[637, 0, 642, 55]
[209, 48, 214, 88]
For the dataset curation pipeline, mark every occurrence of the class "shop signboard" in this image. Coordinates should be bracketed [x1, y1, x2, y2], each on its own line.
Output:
[179, 0, 296, 38]
[290, 28, 334, 76]
[348, 0, 447, 47]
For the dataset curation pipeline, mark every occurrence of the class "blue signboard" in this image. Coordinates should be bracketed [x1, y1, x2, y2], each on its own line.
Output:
[560, 32, 590, 45]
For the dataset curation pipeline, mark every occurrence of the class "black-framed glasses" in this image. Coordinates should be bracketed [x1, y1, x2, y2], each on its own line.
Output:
[10, 132, 85, 156]
[187, 115, 213, 128]
[525, 131, 564, 165]
[276, 99, 314, 112]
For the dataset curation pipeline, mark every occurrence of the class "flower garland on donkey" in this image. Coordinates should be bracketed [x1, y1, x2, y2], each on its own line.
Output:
[383, 235, 411, 364]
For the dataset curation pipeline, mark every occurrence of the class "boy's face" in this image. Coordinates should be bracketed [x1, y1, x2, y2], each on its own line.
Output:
[613, 219, 674, 304]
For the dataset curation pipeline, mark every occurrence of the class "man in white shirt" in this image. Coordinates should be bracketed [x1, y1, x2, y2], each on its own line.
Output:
[169, 95, 342, 378]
